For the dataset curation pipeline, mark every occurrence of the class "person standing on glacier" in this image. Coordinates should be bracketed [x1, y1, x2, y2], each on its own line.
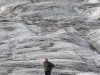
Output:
[43, 58, 55, 75]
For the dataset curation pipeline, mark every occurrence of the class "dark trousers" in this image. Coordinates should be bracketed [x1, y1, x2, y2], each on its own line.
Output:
[45, 71, 51, 75]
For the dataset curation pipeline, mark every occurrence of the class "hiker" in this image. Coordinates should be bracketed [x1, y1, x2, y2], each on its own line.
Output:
[43, 58, 55, 75]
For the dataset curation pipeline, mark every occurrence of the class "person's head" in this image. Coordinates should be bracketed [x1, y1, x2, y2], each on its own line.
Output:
[45, 58, 48, 62]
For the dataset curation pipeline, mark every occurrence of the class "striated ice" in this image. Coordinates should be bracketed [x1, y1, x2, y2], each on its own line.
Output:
[0, 0, 100, 75]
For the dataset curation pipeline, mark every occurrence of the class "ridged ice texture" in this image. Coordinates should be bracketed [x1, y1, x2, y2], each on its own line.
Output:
[0, 0, 100, 75]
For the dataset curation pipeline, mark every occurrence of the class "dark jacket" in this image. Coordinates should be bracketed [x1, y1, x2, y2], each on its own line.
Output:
[43, 61, 55, 71]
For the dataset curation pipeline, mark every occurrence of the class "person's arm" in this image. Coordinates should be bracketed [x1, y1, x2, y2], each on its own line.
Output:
[50, 62, 55, 67]
[43, 62, 44, 65]
[43, 62, 45, 68]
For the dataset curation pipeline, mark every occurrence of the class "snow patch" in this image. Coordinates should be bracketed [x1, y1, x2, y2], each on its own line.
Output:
[85, 7, 100, 19]
[88, 0, 98, 3]
[84, 0, 99, 3]
[0, 6, 6, 14]
[77, 72, 98, 75]
[86, 29, 100, 52]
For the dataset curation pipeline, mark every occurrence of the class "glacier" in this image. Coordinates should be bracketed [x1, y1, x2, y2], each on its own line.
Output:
[0, 0, 100, 75]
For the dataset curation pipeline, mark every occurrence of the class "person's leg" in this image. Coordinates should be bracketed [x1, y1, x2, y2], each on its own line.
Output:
[48, 71, 51, 75]
[50, 71, 51, 75]
[45, 71, 48, 75]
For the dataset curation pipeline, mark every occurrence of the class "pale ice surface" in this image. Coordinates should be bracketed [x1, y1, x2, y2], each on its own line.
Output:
[77, 72, 98, 75]
[89, 0, 98, 3]
[0, 0, 100, 75]
[85, 7, 100, 19]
